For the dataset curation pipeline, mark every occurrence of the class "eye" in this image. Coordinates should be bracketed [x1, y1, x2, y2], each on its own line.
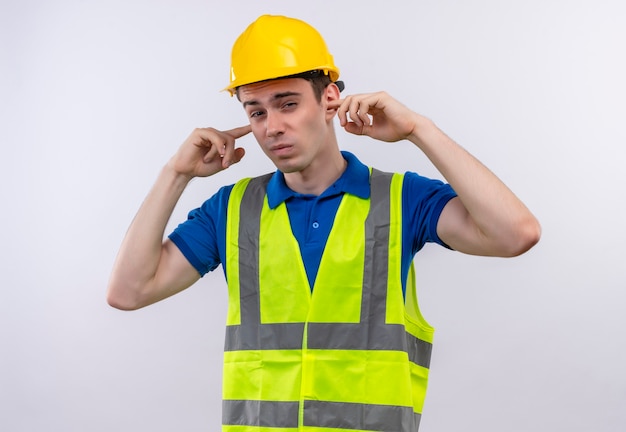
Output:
[249, 110, 265, 118]
[281, 102, 297, 110]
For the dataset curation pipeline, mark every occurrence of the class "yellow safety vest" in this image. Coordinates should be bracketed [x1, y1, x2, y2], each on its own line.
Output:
[222, 169, 434, 432]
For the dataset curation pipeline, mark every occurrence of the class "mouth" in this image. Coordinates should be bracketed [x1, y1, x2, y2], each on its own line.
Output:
[269, 143, 294, 157]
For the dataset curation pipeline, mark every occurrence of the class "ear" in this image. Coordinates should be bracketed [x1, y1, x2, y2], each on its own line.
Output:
[324, 83, 341, 121]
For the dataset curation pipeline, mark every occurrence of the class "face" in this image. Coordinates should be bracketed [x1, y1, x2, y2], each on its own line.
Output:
[239, 78, 338, 174]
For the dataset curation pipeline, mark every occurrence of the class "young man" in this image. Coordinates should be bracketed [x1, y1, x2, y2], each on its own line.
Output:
[107, 15, 540, 432]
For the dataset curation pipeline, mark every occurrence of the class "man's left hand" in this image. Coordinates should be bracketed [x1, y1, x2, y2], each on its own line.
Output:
[330, 92, 418, 143]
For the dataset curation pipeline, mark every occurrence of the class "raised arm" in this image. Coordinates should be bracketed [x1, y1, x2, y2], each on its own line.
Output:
[332, 92, 540, 257]
[107, 126, 250, 310]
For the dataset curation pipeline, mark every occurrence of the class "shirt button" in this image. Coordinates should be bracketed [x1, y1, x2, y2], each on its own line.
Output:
[312, 221, 319, 229]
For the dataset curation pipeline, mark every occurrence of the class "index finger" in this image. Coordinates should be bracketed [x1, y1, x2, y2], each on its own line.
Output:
[327, 99, 344, 110]
[328, 97, 352, 126]
[225, 124, 252, 139]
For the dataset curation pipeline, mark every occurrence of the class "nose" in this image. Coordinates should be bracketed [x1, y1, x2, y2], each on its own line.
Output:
[265, 111, 284, 138]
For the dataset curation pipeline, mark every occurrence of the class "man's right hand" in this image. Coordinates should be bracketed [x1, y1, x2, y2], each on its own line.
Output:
[168, 125, 251, 179]
[107, 124, 252, 310]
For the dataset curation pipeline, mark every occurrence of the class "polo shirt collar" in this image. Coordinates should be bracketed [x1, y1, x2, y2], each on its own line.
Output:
[266, 151, 371, 209]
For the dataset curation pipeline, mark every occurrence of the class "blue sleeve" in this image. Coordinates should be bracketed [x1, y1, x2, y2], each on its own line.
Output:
[399, 172, 456, 297]
[402, 172, 457, 255]
[168, 184, 234, 277]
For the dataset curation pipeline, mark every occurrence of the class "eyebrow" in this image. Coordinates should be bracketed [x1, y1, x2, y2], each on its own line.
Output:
[242, 91, 302, 108]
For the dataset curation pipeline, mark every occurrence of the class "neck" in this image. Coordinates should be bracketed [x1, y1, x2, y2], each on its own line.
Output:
[284, 146, 347, 196]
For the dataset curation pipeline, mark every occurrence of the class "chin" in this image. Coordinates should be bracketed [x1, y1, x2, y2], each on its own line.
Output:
[275, 164, 300, 174]
[272, 157, 304, 174]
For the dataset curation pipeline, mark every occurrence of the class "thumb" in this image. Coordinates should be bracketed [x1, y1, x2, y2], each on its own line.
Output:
[343, 122, 369, 137]
[226, 124, 252, 139]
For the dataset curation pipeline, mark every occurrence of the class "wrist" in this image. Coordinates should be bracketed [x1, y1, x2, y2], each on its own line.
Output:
[162, 161, 193, 189]
[408, 115, 440, 148]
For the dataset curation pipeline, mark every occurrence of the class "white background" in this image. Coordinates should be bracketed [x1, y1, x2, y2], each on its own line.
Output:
[2, 0, 625, 431]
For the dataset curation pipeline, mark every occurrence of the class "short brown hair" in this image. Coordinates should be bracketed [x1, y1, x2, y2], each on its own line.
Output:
[235, 70, 342, 103]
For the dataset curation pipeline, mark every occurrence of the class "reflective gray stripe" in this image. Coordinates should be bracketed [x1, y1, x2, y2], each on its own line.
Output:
[307, 322, 406, 350]
[223, 399, 422, 431]
[308, 322, 432, 368]
[222, 399, 299, 427]
[362, 169, 432, 369]
[225, 324, 433, 365]
[224, 322, 305, 351]
[406, 331, 433, 369]
[236, 174, 269, 331]
[303, 400, 421, 431]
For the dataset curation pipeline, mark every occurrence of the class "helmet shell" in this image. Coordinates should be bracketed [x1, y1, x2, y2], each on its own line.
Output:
[224, 15, 340, 95]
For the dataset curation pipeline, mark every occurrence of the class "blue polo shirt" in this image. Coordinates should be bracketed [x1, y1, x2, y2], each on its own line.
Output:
[169, 151, 456, 295]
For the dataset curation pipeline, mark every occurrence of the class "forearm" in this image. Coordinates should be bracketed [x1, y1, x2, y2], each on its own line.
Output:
[408, 115, 540, 256]
[333, 91, 540, 255]
[107, 163, 191, 308]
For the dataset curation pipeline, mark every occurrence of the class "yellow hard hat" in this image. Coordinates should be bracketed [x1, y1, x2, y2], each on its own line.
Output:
[224, 15, 340, 95]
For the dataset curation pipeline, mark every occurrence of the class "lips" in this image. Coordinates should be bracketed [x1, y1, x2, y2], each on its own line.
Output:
[269, 143, 294, 156]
